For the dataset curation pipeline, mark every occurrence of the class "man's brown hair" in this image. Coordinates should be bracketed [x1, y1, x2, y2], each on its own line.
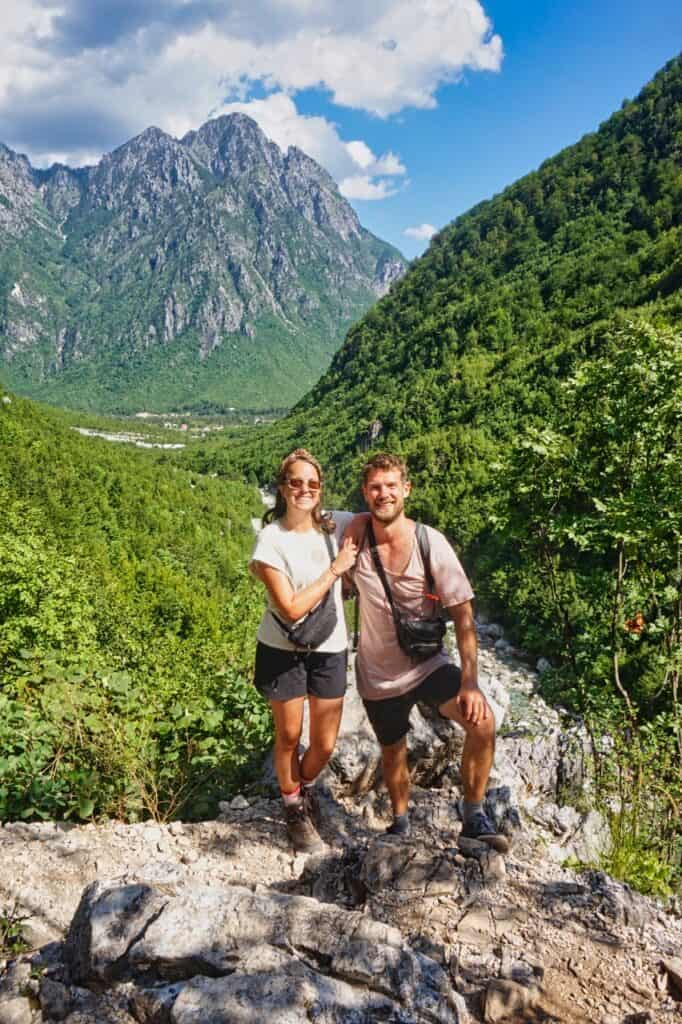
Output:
[361, 452, 408, 485]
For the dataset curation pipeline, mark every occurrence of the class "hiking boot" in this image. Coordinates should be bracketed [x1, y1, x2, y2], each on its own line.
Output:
[301, 786, 321, 828]
[385, 814, 411, 839]
[284, 800, 324, 854]
[458, 810, 510, 855]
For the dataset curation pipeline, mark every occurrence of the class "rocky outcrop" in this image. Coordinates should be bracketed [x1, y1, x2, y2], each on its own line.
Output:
[1, 625, 680, 1023]
[0, 145, 45, 238]
[56, 879, 464, 1022]
[0, 117, 406, 412]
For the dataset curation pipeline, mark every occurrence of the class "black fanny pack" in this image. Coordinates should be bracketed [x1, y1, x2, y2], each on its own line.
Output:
[271, 530, 338, 651]
[368, 521, 446, 661]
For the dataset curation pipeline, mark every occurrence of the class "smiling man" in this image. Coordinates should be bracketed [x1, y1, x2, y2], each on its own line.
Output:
[346, 452, 508, 852]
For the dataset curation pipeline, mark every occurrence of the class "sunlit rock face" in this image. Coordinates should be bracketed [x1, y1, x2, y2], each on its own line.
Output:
[0, 117, 406, 411]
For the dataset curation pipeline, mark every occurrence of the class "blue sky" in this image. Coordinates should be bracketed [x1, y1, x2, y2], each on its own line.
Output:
[333, 0, 682, 257]
[1, 2, 680, 258]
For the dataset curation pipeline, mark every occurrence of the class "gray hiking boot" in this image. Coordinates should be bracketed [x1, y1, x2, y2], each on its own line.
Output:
[302, 786, 321, 828]
[385, 814, 411, 839]
[458, 810, 510, 855]
[284, 800, 324, 854]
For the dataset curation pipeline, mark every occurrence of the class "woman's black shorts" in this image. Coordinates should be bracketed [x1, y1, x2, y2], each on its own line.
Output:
[253, 642, 348, 702]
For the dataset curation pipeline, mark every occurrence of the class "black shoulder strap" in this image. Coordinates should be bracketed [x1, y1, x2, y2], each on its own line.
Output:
[351, 522, 368, 653]
[367, 520, 403, 631]
[415, 522, 436, 594]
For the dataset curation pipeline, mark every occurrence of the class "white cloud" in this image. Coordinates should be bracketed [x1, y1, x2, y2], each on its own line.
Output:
[339, 176, 402, 201]
[404, 223, 438, 240]
[0, 1, 502, 184]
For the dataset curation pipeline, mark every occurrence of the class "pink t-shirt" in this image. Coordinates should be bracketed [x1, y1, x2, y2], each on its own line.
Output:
[353, 523, 474, 701]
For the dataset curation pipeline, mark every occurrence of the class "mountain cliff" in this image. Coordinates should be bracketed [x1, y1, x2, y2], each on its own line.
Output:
[0, 115, 405, 412]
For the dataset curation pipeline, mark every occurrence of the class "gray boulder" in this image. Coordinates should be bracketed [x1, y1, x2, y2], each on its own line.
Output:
[64, 880, 464, 1022]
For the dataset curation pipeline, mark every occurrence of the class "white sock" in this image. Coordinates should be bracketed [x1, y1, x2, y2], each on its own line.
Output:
[281, 785, 302, 806]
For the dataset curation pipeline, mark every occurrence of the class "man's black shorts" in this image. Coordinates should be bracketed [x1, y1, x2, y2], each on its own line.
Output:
[362, 663, 462, 747]
[253, 642, 347, 702]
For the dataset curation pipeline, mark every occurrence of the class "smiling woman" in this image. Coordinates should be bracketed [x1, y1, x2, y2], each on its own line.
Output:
[249, 448, 358, 853]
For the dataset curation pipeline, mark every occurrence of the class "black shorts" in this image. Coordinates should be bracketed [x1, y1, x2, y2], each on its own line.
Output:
[362, 663, 461, 747]
[253, 642, 348, 702]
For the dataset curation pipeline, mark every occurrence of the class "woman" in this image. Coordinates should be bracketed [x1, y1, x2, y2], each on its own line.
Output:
[250, 449, 357, 852]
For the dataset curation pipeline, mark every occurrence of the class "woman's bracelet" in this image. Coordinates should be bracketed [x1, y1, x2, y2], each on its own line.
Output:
[329, 562, 342, 578]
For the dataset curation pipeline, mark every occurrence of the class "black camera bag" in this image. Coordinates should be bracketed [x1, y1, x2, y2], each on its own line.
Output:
[367, 521, 447, 661]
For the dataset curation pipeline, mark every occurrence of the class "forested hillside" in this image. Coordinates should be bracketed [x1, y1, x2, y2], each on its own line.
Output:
[0, 391, 270, 823]
[235, 56, 681, 501]
[214, 56, 682, 889]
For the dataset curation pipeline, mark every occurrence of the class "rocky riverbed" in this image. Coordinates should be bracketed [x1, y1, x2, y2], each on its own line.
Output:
[1, 627, 680, 1023]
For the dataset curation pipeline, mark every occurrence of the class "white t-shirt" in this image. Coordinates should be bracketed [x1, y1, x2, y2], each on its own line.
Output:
[249, 512, 354, 653]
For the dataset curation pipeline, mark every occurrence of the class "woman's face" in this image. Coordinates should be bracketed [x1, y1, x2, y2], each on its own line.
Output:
[280, 458, 321, 513]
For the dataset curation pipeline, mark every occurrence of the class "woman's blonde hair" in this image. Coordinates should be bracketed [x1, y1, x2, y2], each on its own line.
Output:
[262, 448, 335, 533]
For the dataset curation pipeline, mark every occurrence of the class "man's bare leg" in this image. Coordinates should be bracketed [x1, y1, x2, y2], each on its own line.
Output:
[381, 736, 410, 817]
[438, 695, 495, 801]
[438, 694, 508, 852]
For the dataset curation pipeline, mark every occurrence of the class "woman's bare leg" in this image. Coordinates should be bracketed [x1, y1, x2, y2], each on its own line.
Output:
[269, 697, 305, 793]
[300, 695, 344, 782]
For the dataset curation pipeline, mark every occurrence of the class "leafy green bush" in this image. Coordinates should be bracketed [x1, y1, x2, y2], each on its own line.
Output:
[488, 320, 682, 891]
[0, 394, 271, 823]
[0, 645, 271, 823]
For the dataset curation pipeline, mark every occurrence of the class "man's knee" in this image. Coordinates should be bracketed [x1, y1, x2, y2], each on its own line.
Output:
[463, 711, 496, 746]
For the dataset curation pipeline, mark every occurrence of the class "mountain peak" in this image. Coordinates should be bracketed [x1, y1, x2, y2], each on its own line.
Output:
[0, 113, 405, 412]
[132, 125, 174, 145]
[183, 113, 281, 180]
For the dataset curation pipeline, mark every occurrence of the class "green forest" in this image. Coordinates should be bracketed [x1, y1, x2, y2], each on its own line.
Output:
[0, 393, 270, 823]
[0, 56, 680, 895]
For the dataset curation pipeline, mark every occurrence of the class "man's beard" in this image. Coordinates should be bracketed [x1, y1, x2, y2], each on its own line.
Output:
[370, 498, 404, 526]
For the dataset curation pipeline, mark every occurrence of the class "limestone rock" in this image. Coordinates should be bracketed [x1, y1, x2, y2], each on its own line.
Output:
[63, 880, 463, 1022]
[0, 997, 38, 1024]
[585, 871, 651, 929]
[662, 956, 682, 996]
[483, 978, 540, 1022]
[359, 838, 465, 899]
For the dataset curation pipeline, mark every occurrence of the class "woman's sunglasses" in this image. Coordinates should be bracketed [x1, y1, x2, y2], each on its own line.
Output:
[286, 477, 321, 491]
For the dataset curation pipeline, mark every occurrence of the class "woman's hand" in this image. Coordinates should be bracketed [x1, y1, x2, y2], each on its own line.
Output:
[256, 535, 357, 622]
[341, 513, 370, 548]
[332, 536, 358, 575]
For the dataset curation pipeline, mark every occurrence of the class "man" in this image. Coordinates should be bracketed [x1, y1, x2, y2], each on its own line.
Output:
[346, 452, 507, 852]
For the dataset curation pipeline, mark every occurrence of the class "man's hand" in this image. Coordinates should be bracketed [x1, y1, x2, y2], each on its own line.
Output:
[456, 686, 489, 726]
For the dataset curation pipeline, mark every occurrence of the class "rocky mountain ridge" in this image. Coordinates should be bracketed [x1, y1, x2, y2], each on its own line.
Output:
[1, 626, 680, 1023]
[0, 115, 405, 412]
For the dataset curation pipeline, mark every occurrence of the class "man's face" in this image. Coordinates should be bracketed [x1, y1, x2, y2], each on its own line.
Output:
[362, 469, 411, 525]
